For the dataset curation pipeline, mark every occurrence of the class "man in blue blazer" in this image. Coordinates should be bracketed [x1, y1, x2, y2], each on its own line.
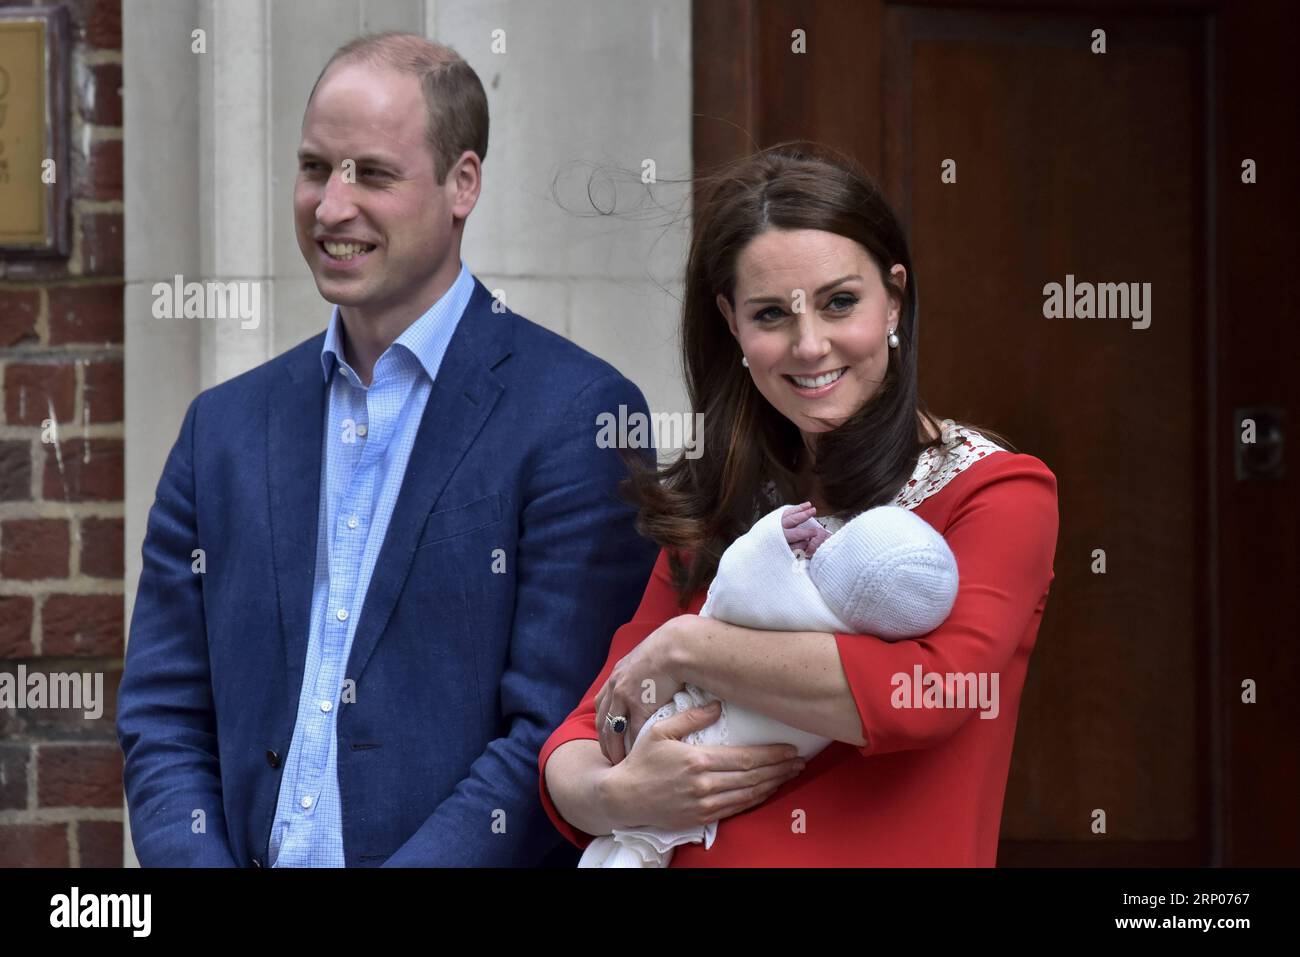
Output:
[117, 34, 657, 866]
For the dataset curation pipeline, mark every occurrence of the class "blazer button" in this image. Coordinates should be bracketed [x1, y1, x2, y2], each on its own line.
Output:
[265, 749, 280, 769]
[252, 858, 263, 868]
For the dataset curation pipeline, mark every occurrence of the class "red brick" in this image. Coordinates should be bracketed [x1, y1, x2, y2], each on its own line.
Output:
[0, 440, 32, 500]
[48, 283, 124, 345]
[3, 361, 76, 426]
[79, 62, 123, 126]
[78, 213, 124, 277]
[0, 256, 72, 282]
[80, 517, 124, 578]
[65, 0, 120, 49]
[74, 139, 123, 201]
[0, 518, 70, 579]
[0, 823, 69, 867]
[0, 690, 16, 741]
[42, 594, 123, 656]
[0, 744, 30, 810]
[37, 742, 123, 808]
[0, 595, 35, 657]
[83, 359, 124, 423]
[42, 439, 124, 501]
[77, 820, 124, 867]
[0, 289, 41, 346]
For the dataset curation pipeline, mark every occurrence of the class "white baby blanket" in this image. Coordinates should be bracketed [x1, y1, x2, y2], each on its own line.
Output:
[579, 503, 959, 868]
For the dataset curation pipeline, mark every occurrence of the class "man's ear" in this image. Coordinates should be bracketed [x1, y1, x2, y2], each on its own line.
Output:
[448, 150, 482, 221]
[716, 293, 740, 340]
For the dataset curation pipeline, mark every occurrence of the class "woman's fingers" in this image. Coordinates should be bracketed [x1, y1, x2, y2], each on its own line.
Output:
[596, 685, 622, 763]
[606, 709, 809, 831]
[599, 685, 630, 765]
[605, 724, 628, 765]
[649, 702, 722, 741]
[697, 758, 804, 795]
[594, 686, 607, 749]
[694, 741, 799, 770]
[701, 777, 792, 824]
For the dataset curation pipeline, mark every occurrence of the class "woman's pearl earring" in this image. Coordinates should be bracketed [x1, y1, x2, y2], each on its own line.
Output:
[741, 355, 750, 368]
[887, 328, 900, 349]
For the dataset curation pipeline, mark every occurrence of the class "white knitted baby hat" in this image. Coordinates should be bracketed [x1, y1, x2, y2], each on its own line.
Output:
[808, 505, 959, 639]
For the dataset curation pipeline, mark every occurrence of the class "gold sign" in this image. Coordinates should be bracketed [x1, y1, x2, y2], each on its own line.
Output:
[0, 9, 68, 254]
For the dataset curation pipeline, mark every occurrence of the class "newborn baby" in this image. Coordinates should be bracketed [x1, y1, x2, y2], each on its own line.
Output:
[578, 501, 960, 868]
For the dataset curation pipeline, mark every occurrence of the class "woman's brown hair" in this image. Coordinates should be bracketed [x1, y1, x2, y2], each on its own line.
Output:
[624, 141, 1014, 605]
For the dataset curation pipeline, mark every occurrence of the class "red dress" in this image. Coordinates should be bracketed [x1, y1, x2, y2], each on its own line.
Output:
[538, 449, 1059, 866]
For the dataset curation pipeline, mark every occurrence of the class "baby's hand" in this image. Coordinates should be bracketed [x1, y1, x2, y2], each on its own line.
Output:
[782, 502, 831, 558]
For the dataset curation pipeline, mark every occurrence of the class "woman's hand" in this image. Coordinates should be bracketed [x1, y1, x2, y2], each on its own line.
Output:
[595, 615, 694, 764]
[600, 702, 806, 831]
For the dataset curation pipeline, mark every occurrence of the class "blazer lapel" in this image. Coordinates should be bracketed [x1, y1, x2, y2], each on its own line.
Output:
[267, 336, 329, 703]
[345, 280, 511, 683]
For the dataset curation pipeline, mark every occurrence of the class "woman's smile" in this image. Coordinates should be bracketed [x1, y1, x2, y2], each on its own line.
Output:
[785, 366, 848, 397]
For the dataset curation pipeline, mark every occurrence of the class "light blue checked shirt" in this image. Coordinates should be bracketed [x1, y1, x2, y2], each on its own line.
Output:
[268, 263, 475, 867]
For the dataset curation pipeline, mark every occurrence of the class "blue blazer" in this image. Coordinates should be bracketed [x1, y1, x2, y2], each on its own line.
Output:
[118, 279, 659, 866]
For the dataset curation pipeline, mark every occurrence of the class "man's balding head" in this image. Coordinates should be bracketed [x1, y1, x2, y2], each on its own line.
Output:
[308, 32, 488, 183]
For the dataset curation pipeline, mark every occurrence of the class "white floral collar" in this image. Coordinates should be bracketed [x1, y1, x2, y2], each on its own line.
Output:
[892, 419, 1006, 511]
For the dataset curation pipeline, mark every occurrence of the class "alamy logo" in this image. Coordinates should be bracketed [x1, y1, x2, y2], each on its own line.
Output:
[50, 887, 151, 937]
[0, 666, 103, 719]
[890, 665, 1000, 719]
[596, 404, 705, 460]
[151, 274, 261, 329]
[1042, 274, 1151, 330]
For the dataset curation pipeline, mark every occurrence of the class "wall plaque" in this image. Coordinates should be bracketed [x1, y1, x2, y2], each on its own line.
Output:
[0, 6, 70, 255]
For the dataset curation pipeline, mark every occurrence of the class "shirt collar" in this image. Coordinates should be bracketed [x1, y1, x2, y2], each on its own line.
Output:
[320, 261, 475, 383]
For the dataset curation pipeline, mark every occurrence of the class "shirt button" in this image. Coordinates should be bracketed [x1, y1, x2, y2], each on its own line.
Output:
[300, 795, 313, 809]
[347, 515, 358, 529]
[320, 700, 333, 713]
[357, 424, 368, 437]
[336, 608, 348, 622]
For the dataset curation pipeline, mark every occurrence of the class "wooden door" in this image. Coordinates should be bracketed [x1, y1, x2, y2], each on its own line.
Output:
[694, 0, 1299, 866]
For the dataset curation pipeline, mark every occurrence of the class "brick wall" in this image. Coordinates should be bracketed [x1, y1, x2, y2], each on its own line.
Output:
[0, 0, 124, 867]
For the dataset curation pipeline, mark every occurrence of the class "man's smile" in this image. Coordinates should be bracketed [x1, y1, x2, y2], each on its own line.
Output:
[317, 239, 377, 268]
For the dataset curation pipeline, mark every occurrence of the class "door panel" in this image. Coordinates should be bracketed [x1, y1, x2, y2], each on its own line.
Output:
[693, 0, 1299, 866]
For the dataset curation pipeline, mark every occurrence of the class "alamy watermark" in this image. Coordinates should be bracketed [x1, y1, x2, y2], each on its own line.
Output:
[596, 404, 705, 460]
[1042, 274, 1151, 330]
[151, 275, 262, 329]
[0, 666, 104, 720]
[50, 887, 151, 937]
[890, 665, 1000, 719]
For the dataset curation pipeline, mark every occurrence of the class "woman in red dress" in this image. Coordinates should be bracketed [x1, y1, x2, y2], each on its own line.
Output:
[538, 143, 1059, 866]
